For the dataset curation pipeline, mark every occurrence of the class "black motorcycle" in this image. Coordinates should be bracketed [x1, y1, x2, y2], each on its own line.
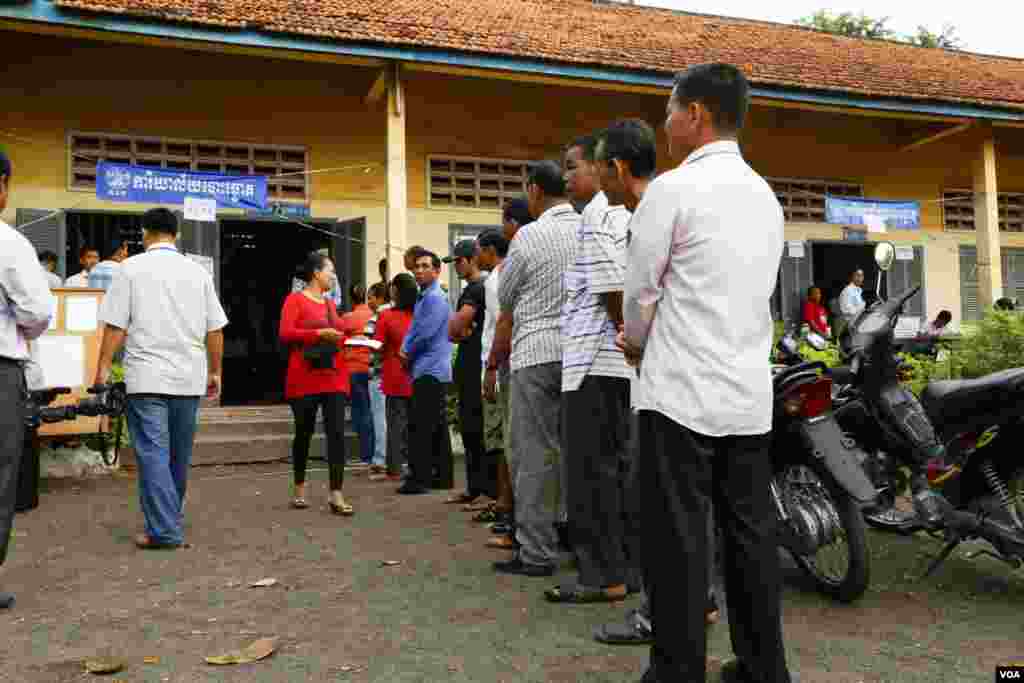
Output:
[832, 242, 1024, 577]
[769, 343, 877, 602]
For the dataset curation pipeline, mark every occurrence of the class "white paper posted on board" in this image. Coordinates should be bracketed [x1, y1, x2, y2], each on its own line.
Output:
[34, 335, 85, 389]
[787, 241, 805, 258]
[895, 246, 915, 261]
[64, 295, 99, 332]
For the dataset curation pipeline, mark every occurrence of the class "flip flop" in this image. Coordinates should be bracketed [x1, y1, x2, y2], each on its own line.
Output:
[544, 583, 628, 604]
[463, 498, 495, 512]
[444, 493, 476, 505]
[134, 534, 183, 550]
[329, 501, 355, 516]
[486, 535, 519, 550]
[291, 498, 309, 509]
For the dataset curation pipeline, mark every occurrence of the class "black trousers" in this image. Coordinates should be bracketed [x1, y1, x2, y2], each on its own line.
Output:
[409, 376, 453, 489]
[563, 375, 633, 588]
[631, 410, 791, 683]
[0, 360, 26, 567]
[455, 355, 489, 498]
[289, 392, 347, 490]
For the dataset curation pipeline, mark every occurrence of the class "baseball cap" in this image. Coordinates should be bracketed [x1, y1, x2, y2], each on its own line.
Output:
[442, 239, 478, 264]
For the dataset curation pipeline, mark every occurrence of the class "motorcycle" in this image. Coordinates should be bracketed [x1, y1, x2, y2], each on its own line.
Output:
[832, 242, 1024, 577]
[769, 335, 877, 602]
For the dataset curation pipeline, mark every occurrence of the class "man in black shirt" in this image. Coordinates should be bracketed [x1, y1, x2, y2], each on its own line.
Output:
[445, 240, 491, 504]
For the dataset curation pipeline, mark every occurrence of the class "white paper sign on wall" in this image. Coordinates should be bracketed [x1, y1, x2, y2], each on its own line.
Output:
[895, 246, 915, 261]
[184, 196, 217, 223]
[787, 241, 805, 258]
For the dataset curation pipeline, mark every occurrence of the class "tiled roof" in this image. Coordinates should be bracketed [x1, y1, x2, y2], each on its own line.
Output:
[53, 0, 1024, 111]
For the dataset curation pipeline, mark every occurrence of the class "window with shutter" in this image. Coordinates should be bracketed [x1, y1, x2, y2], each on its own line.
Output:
[68, 132, 309, 203]
[943, 191, 1024, 232]
[960, 246, 980, 321]
[766, 178, 863, 223]
[887, 246, 925, 317]
[16, 209, 66, 276]
[428, 156, 529, 209]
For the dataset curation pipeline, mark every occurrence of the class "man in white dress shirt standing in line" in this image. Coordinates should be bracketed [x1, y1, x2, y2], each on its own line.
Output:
[618, 64, 794, 683]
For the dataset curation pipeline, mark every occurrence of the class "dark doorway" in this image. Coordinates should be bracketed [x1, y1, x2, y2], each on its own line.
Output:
[812, 243, 883, 310]
[65, 211, 145, 276]
[218, 218, 365, 406]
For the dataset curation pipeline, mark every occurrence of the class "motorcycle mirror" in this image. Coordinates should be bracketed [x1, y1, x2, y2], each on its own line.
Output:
[874, 242, 896, 272]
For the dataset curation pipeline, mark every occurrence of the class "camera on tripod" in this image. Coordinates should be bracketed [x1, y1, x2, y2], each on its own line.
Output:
[24, 382, 128, 429]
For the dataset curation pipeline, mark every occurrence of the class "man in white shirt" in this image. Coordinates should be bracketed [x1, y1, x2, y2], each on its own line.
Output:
[95, 208, 227, 550]
[64, 246, 99, 288]
[0, 150, 54, 609]
[38, 251, 62, 289]
[838, 269, 866, 338]
[619, 64, 793, 683]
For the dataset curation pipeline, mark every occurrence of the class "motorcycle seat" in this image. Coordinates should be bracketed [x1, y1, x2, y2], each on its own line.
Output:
[920, 367, 1024, 426]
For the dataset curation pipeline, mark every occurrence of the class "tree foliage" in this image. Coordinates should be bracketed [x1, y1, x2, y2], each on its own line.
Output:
[797, 10, 963, 50]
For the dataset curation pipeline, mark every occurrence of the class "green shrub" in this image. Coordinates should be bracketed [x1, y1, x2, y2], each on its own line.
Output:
[952, 310, 1024, 379]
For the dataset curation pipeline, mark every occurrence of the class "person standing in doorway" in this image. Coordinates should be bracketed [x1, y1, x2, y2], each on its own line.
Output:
[445, 239, 491, 505]
[374, 258, 391, 305]
[38, 250, 62, 288]
[618, 64, 793, 683]
[279, 252, 352, 515]
[95, 208, 229, 548]
[341, 284, 375, 467]
[547, 132, 635, 605]
[0, 150, 54, 608]
[65, 246, 99, 288]
[374, 274, 417, 482]
[364, 282, 391, 478]
[88, 240, 129, 291]
[838, 269, 866, 339]
[492, 161, 579, 577]
[398, 249, 454, 494]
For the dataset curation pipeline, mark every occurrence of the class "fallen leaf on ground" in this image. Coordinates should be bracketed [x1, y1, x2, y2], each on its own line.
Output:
[249, 578, 278, 588]
[381, 560, 401, 567]
[206, 637, 277, 666]
[85, 656, 125, 674]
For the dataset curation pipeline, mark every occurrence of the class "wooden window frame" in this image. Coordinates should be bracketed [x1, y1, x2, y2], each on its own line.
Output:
[427, 155, 529, 211]
[766, 177, 864, 223]
[67, 131, 310, 203]
[942, 190, 1024, 233]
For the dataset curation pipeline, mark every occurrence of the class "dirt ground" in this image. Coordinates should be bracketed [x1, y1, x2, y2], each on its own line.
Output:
[1, 463, 1022, 682]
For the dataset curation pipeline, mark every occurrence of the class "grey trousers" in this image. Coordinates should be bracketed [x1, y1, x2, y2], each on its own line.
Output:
[0, 360, 26, 567]
[385, 396, 410, 476]
[508, 362, 563, 568]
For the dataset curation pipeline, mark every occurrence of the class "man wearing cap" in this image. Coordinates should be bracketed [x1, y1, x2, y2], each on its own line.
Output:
[445, 240, 491, 504]
[0, 149, 55, 609]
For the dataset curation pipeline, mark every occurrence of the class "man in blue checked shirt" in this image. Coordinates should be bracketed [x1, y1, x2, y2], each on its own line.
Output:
[397, 248, 453, 495]
[87, 240, 128, 291]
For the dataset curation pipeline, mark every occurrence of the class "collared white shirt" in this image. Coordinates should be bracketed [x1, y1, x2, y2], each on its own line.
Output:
[44, 271, 62, 289]
[624, 140, 784, 437]
[0, 219, 53, 361]
[98, 242, 228, 396]
[498, 203, 579, 372]
[481, 263, 502, 365]
[839, 283, 865, 323]
[561, 191, 632, 392]
[65, 271, 90, 288]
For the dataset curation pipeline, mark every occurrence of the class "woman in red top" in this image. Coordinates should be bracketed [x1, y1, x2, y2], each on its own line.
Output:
[802, 286, 831, 338]
[374, 273, 417, 479]
[279, 252, 353, 515]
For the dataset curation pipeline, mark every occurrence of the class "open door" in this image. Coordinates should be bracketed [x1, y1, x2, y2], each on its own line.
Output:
[777, 241, 813, 325]
[176, 212, 221, 293]
[16, 209, 66, 277]
[333, 217, 366, 312]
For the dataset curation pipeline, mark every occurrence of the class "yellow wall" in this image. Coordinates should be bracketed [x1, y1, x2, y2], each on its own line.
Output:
[4, 29, 1024, 320]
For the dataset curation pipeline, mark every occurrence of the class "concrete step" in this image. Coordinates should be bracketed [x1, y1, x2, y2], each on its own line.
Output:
[120, 432, 361, 468]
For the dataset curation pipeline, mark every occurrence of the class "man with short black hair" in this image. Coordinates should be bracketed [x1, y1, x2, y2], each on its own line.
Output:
[0, 149, 54, 609]
[88, 240, 129, 291]
[620, 63, 793, 683]
[65, 246, 99, 288]
[445, 239, 491, 503]
[398, 250, 453, 494]
[546, 132, 634, 605]
[492, 160, 579, 577]
[95, 207, 228, 550]
[38, 250, 62, 288]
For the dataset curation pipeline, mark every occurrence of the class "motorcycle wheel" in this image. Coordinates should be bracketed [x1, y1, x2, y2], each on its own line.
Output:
[778, 460, 871, 603]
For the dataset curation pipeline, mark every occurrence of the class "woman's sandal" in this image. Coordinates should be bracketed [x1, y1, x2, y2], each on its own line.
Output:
[291, 498, 309, 510]
[486, 535, 519, 550]
[544, 583, 628, 604]
[444, 493, 476, 505]
[329, 501, 354, 516]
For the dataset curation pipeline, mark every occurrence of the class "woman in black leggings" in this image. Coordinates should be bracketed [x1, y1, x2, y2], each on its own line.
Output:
[279, 252, 353, 515]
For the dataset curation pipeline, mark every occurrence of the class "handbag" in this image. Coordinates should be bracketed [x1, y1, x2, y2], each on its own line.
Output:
[303, 300, 341, 370]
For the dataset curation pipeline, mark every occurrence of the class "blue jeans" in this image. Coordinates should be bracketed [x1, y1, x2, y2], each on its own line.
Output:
[369, 377, 387, 467]
[126, 395, 200, 545]
[349, 373, 374, 464]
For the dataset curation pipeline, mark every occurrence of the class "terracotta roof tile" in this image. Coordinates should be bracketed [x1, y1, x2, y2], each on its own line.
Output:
[53, 0, 1024, 111]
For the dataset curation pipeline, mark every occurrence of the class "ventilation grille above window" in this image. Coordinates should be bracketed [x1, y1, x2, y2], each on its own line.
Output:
[68, 132, 309, 202]
[943, 190, 1024, 232]
[767, 177, 864, 223]
[428, 155, 529, 210]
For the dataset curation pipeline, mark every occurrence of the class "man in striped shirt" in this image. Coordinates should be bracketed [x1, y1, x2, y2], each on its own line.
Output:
[492, 161, 579, 577]
[543, 134, 635, 604]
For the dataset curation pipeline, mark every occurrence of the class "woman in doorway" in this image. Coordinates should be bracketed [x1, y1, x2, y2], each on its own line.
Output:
[802, 286, 831, 338]
[279, 252, 353, 515]
[341, 284, 375, 467]
[374, 273, 417, 481]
